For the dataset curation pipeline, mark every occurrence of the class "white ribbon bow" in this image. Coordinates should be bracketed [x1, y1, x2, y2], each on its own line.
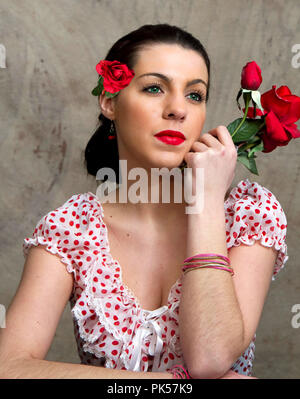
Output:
[128, 305, 168, 372]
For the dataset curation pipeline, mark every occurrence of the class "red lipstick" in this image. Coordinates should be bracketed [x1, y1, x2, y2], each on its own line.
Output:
[154, 130, 186, 146]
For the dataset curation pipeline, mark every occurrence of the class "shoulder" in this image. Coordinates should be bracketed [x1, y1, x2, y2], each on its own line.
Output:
[225, 178, 286, 221]
[39, 191, 104, 228]
[23, 191, 105, 261]
[225, 179, 288, 279]
[57, 191, 104, 216]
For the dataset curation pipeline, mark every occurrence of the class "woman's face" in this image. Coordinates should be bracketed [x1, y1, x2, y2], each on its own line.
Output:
[100, 43, 208, 171]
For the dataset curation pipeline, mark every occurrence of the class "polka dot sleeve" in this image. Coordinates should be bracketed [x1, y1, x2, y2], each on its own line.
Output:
[225, 179, 288, 280]
[22, 193, 100, 279]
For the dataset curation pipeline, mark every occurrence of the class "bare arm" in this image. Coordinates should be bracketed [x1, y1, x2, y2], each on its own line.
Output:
[179, 126, 276, 379]
[179, 200, 244, 379]
[0, 246, 171, 379]
[1, 358, 255, 379]
[1, 358, 171, 379]
[180, 202, 274, 379]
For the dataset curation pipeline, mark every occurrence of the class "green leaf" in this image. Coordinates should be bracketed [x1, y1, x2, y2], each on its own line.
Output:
[236, 88, 243, 111]
[91, 76, 104, 96]
[251, 99, 257, 117]
[243, 91, 252, 104]
[248, 135, 261, 144]
[105, 91, 119, 98]
[237, 152, 259, 175]
[91, 86, 101, 96]
[237, 135, 262, 152]
[227, 118, 263, 143]
[251, 90, 264, 112]
[248, 140, 264, 158]
[242, 89, 252, 93]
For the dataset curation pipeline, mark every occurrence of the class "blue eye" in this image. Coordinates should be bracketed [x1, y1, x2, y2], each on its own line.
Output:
[143, 85, 162, 94]
[188, 92, 204, 102]
[142, 83, 205, 103]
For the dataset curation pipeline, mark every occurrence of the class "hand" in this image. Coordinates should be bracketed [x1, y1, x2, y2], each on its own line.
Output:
[183, 126, 237, 204]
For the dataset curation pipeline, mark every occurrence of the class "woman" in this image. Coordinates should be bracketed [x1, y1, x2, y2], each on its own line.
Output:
[0, 24, 288, 379]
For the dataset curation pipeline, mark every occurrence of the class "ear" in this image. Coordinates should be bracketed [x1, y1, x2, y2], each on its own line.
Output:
[98, 91, 116, 120]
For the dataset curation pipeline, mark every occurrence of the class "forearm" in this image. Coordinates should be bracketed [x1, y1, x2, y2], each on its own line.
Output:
[179, 199, 245, 379]
[1, 357, 173, 379]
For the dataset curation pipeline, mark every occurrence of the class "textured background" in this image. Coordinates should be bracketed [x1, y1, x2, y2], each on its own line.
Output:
[0, 0, 299, 378]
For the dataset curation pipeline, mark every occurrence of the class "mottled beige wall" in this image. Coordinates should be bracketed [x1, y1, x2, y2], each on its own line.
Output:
[0, 0, 299, 378]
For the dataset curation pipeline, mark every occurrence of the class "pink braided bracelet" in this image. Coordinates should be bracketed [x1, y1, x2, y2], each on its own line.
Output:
[181, 253, 234, 276]
[184, 253, 230, 263]
[170, 364, 191, 379]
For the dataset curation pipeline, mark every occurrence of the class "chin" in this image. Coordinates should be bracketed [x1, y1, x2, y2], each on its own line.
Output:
[154, 160, 183, 170]
[138, 149, 182, 170]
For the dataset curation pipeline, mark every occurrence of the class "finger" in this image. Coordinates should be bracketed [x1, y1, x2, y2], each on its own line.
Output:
[199, 133, 224, 150]
[207, 125, 235, 148]
[184, 145, 206, 164]
[190, 141, 209, 152]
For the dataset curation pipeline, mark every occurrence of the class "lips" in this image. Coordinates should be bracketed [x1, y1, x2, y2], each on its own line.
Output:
[154, 130, 186, 146]
[154, 130, 186, 139]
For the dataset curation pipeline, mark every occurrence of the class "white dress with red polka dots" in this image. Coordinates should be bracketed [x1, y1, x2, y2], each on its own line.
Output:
[23, 178, 288, 376]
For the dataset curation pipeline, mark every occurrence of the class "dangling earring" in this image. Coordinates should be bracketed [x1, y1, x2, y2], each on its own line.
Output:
[108, 120, 116, 140]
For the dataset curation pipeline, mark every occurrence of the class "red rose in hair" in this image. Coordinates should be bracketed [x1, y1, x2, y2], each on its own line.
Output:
[241, 61, 262, 90]
[96, 60, 135, 94]
[260, 85, 300, 152]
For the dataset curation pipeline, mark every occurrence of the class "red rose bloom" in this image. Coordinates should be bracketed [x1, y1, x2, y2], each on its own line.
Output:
[243, 107, 266, 118]
[96, 60, 135, 94]
[241, 61, 262, 90]
[260, 85, 300, 152]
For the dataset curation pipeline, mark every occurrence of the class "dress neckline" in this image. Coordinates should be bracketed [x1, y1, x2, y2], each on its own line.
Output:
[87, 191, 180, 315]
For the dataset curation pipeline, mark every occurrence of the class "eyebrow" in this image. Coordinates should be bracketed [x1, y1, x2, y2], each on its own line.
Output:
[137, 72, 208, 88]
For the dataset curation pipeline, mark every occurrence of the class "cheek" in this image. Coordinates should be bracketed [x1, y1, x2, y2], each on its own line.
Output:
[192, 109, 206, 135]
[198, 108, 206, 124]
[118, 97, 157, 128]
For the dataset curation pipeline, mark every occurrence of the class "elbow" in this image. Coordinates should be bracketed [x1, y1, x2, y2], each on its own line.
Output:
[0, 353, 33, 379]
[187, 357, 230, 380]
[187, 347, 243, 379]
[183, 324, 246, 379]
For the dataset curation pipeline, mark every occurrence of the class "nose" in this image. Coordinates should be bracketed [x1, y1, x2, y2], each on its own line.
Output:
[162, 92, 187, 121]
